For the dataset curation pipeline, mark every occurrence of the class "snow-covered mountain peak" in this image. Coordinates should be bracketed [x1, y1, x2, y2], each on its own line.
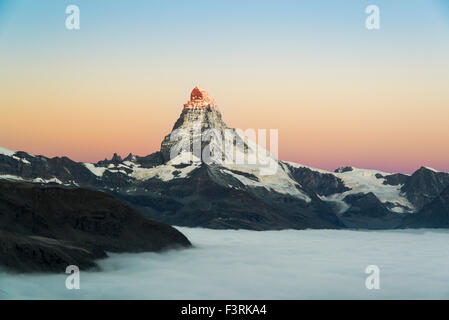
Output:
[160, 88, 227, 162]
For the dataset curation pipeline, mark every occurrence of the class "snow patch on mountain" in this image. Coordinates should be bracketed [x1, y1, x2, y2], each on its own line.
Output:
[0, 174, 63, 185]
[332, 168, 414, 212]
[85, 153, 201, 182]
[222, 167, 311, 201]
[285, 161, 415, 213]
[0, 147, 16, 157]
[422, 166, 440, 173]
[168, 151, 201, 165]
[132, 164, 198, 182]
[130, 152, 199, 181]
[0, 174, 24, 181]
[32, 177, 63, 185]
[12, 155, 31, 165]
[215, 132, 311, 202]
[317, 195, 351, 214]
[84, 163, 107, 177]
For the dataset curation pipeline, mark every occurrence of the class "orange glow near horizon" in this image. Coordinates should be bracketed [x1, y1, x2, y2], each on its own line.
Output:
[1, 76, 449, 174]
[1, 1, 448, 174]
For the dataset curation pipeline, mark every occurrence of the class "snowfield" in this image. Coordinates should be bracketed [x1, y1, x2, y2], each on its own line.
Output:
[330, 168, 414, 213]
[284, 162, 415, 213]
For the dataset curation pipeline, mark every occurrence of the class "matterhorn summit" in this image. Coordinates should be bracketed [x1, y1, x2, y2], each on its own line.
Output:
[160, 87, 283, 175]
[183, 86, 216, 110]
[160, 86, 228, 162]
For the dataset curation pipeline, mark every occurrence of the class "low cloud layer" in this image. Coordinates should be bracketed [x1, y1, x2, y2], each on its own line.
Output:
[1, 228, 449, 299]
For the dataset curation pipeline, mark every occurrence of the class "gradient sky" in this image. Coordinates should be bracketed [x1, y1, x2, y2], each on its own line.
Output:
[1, 0, 449, 173]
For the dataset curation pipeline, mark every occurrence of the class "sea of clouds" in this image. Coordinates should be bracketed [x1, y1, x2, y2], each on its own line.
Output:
[1, 227, 449, 299]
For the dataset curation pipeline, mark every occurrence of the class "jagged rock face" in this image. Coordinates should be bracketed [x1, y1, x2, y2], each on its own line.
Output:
[161, 87, 229, 162]
[338, 192, 404, 229]
[334, 166, 354, 173]
[381, 173, 409, 186]
[97, 153, 123, 166]
[160, 108, 229, 162]
[342, 192, 389, 218]
[96, 152, 164, 169]
[401, 167, 449, 209]
[403, 186, 449, 228]
[285, 163, 350, 196]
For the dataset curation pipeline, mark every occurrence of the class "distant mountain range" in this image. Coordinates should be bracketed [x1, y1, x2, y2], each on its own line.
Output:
[1, 87, 449, 231]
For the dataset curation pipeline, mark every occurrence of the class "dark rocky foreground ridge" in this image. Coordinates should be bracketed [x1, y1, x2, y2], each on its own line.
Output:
[402, 185, 449, 228]
[0, 180, 191, 273]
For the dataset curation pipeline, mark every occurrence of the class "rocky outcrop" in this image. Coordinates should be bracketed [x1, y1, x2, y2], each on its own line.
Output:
[334, 166, 354, 173]
[381, 173, 409, 186]
[401, 167, 449, 209]
[97, 152, 164, 169]
[0, 180, 191, 273]
[183, 86, 216, 110]
[339, 193, 404, 229]
[285, 163, 350, 196]
[402, 186, 449, 228]
[97, 153, 123, 166]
